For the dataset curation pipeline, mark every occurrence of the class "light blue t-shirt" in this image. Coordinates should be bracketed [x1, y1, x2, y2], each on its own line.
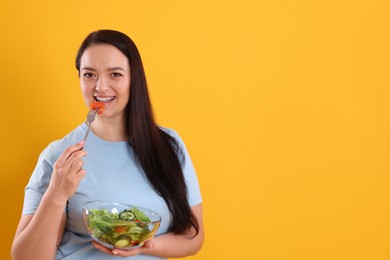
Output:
[22, 123, 202, 260]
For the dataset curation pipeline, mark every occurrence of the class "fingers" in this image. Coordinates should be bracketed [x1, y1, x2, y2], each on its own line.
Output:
[92, 241, 142, 257]
[143, 240, 153, 248]
[68, 151, 87, 173]
[55, 141, 86, 168]
[70, 157, 84, 171]
[48, 141, 88, 200]
[55, 142, 87, 174]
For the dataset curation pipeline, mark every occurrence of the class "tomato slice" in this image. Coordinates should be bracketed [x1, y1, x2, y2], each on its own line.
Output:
[114, 226, 127, 233]
[90, 101, 105, 114]
[130, 240, 139, 246]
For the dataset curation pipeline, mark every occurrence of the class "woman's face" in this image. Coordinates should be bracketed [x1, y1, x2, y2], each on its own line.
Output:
[79, 44, 130, 122]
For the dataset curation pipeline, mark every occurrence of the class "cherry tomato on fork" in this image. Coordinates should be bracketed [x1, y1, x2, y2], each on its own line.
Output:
[90, 101, 105, 114]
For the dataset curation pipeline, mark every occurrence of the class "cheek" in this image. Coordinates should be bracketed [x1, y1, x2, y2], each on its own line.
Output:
[118, 80, 131, 96]
[80, 80, 93, 93]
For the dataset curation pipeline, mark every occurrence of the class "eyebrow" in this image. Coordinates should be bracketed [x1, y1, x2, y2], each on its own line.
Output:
[81, 67, 127, 72]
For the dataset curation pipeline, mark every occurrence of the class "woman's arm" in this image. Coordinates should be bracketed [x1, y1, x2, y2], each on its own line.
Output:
[11, 196, 67, 260]
[146, 203, 204, 257]
[12, 141, 87, 260]
[93, 203, 205, 258]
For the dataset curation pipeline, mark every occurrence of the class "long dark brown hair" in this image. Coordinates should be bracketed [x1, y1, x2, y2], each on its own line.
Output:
[75, 30, 199, 236]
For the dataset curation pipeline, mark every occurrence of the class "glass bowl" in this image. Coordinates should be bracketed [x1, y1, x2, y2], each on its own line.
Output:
[82, 201, 161, 250]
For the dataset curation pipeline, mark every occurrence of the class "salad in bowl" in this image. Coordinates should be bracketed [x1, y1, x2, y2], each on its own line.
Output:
[82, 201, 161, 250]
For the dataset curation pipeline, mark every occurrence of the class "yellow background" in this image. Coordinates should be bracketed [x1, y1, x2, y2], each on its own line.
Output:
[1, 0, 389, 259]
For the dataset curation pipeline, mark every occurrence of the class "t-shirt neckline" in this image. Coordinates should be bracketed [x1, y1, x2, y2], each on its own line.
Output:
[80, 123, 129, 148]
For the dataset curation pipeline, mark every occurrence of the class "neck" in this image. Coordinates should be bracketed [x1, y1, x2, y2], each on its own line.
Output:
[90, 116, 127, 142]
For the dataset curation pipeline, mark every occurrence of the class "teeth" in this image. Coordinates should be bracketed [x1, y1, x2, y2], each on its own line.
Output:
[96, 97, 115, 102]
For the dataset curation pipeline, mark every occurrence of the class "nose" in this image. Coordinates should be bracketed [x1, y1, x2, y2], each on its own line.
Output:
[95, 77, 109, 91]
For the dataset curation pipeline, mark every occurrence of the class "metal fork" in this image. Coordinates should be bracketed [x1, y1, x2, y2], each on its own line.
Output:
[83, 109, 98, 142]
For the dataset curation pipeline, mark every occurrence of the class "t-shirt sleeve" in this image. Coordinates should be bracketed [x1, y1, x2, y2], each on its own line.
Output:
[22, 145, 55, 215]
[168, 129, 203, 207]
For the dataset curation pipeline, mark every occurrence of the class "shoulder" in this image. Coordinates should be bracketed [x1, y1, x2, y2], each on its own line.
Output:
[159, 127, 184, 144]
[159, 126, 177, 136]
[40, 124, 85, 162]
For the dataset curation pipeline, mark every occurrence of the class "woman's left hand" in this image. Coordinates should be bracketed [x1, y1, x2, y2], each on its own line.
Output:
[92, 239, 154, 257]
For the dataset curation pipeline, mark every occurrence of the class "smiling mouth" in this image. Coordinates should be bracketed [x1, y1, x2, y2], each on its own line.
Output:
[95, 96, 115, 102]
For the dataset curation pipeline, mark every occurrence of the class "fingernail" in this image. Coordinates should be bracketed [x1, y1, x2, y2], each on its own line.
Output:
[112, 250, 118, 255]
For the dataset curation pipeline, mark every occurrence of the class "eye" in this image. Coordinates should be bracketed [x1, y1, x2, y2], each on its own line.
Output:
[83, 72, 95, 78]
[111, 72, 122, 78]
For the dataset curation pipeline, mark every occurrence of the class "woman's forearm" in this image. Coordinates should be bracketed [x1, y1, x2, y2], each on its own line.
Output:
[144, 231, 204, 258]
[11, 188, 67, 260]
[140, 203, 204, 258]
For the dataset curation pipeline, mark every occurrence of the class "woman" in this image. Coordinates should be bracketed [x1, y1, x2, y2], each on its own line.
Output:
[12, 30, 204, 259]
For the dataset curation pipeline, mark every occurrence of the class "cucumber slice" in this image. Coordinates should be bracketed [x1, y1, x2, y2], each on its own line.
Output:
[114, 238, 130, 247]
[119, 211, 135, 221]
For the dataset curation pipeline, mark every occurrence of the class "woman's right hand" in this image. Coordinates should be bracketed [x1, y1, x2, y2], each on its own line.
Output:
[47, 141, 87, 201]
